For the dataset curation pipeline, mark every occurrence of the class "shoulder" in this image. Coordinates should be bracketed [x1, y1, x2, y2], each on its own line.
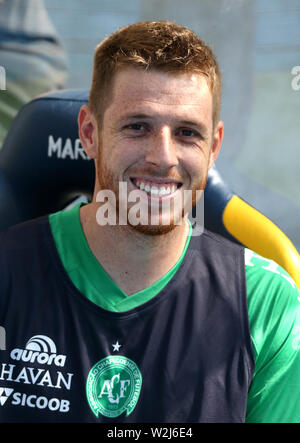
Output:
[188, 230, 247, 307]
[190, 229, 245, 279]
[0, 216, 50, 248]
[245, 248, 299, 323]
[245, 249, 300, 422]
[245, 248, 300, 342]
[190, 228, 244, 258]
[0, 216, 55, 309]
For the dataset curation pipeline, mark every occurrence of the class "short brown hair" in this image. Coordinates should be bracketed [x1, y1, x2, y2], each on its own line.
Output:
[89, 20, 222, 128]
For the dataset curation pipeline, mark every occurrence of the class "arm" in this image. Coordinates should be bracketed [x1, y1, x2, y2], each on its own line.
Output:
[245, 249, 300, 423]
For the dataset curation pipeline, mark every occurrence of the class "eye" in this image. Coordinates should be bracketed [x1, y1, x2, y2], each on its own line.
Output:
[125, 123, 146, 132]
[121, 123, 149, 137]
[177, 128, 198, 138]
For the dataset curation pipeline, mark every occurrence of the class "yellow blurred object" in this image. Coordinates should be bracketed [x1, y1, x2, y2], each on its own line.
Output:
[223, 195, 300, 290]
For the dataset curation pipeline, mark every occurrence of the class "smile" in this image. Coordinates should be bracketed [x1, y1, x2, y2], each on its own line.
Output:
[130, 178, 183, 198]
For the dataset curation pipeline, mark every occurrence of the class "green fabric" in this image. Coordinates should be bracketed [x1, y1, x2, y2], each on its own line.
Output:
[49, 204, 300, 422]
[49, 203, 192, 312]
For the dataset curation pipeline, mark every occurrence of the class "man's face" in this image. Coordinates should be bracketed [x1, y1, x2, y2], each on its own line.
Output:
[95, 67, 223, 235]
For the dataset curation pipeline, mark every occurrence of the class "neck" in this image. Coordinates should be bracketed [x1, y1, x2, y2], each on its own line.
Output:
[80, 202, 190, 295]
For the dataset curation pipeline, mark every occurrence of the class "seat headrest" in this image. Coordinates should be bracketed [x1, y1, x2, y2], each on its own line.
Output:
[0, 89, 95, 229]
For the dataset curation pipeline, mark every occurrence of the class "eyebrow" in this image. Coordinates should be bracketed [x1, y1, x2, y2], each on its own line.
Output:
[121, 113, 151, 120]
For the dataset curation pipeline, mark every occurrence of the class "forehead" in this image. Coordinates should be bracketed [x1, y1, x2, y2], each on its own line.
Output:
[104, 67, 213, 122]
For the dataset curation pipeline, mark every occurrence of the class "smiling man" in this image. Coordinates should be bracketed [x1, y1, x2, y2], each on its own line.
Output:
[83, 67, 219, 233]
[1, 21, 300, 423]
[78, 63, 222, 294]
[83, 68, 215, 234]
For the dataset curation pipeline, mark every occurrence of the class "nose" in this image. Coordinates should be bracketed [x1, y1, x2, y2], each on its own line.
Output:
[144, 126, 179, 169]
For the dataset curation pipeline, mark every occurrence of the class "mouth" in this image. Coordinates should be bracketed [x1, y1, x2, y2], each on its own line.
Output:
[130, 177, 183, 198]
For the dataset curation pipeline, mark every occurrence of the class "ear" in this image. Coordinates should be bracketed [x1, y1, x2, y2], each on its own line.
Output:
[208, 120, 224, 169]
[78, 105, 99, 159]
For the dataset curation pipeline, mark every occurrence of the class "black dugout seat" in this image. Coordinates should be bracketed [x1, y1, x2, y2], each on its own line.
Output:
[0, 89, 299, 288]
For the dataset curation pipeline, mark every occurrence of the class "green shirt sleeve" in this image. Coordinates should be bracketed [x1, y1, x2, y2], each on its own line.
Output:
[245, 248, 300, 423]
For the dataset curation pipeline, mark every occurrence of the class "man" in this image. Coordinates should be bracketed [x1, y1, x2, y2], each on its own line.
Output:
[0, 21, 300, 423]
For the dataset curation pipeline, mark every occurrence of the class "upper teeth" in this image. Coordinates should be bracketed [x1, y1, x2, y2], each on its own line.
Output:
[135, 180, 178, 196]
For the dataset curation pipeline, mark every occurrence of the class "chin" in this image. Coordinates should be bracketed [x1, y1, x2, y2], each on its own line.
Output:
[128, 221, 178, 237]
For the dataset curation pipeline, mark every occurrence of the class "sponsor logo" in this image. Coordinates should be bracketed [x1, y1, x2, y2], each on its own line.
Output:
[0, 363, 73, 390]
[48, 135, 91, 160]
[0, 387, 13, 406]
[0, 335, 73, 415]
[86, 356, 142, 418]
[10, 335, 66, 367]
[0, 388, 70, 412]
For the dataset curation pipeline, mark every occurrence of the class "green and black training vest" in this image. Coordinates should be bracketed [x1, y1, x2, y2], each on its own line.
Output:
[0, 216, 254, 422]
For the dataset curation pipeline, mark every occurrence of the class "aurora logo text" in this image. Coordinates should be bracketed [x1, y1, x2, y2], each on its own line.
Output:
[10, 335, 66, 367]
